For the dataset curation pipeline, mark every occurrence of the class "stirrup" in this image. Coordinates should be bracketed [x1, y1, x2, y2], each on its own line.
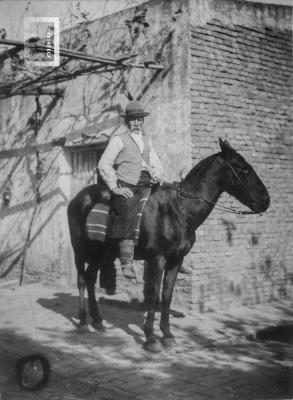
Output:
[122, 263, 136, 279]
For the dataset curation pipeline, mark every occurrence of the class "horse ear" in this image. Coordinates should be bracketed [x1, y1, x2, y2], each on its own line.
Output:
[219, 138, 225, 151]
[219, 138, 235, 159]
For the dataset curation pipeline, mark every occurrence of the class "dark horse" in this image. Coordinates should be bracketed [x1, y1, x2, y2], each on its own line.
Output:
[67, 139, 270, 352]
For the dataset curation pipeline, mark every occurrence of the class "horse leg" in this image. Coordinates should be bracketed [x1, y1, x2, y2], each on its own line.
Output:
[75, 254, 87, 326]
[143, 254, 165, 352]
[85, 263, 105, 331]
[160, 257, 183, 347]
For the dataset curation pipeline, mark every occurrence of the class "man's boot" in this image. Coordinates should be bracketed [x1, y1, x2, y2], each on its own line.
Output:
[119, 239, 136, 279]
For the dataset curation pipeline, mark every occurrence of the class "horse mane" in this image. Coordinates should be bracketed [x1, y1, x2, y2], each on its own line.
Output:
[184, 153, 220, 185]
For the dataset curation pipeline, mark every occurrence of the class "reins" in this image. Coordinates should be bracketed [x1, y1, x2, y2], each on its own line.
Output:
[157, 181, 261, 215]
[135, 158, 264, 216]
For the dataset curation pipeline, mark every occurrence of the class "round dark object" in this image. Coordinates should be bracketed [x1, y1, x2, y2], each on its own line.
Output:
[16, 354, 50, 391]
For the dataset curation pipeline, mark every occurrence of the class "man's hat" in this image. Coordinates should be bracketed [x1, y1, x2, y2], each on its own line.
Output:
[122, 101, 150, 118]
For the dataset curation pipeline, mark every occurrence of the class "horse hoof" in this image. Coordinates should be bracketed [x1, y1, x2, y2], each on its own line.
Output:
[162, 337, 177, 347]
[144, 341, 162, 353]
[92, 321, 106, 332]
[77, 324, 90, 333]
[78, 320, 87, 328]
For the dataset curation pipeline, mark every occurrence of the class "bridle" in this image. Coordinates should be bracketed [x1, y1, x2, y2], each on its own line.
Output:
[153, 161, 263, 216]
[226, 162, 260, 211]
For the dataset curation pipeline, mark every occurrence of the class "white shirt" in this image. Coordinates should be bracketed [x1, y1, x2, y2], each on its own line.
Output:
[98, 131, 163, 190]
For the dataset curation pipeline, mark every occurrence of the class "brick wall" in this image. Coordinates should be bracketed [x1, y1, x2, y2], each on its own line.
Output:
[189, 11, 293, 310]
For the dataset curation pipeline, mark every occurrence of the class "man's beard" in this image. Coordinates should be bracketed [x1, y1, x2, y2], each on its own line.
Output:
[131, 127, 141, 133]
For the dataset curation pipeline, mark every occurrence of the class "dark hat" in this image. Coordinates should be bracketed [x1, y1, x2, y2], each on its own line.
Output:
[121, 101, 150, 118]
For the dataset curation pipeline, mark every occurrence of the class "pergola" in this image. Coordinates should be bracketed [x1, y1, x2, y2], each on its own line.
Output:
[0, 38, 164, 99]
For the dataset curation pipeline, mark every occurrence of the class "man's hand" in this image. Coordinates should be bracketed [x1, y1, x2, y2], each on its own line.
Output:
[150, 177, 163, 186]
[111, 187, 133, 198]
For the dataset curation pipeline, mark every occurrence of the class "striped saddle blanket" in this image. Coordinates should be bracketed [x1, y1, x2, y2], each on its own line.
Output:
[85, 189, 151, 245]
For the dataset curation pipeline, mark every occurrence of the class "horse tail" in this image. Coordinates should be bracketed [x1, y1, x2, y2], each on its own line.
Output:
[67, 185, 100, 245]
[67, 184, 106, 257]
[67, 195, 85, 250]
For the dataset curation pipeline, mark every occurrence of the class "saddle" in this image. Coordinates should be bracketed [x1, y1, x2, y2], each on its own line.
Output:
[85, 188, 151, 245]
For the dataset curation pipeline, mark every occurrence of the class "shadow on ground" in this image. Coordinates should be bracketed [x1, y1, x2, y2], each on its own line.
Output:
[256, 324, 293, 344]
[0, 328, 134, 400]
[37, 292, 185, 347]
[37, 292, 147, 346]
[1, 321, 292, 400]
[35, 292, 293, 397]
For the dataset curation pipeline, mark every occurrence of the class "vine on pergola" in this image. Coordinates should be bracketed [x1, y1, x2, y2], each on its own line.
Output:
[0, 5, 163, 100]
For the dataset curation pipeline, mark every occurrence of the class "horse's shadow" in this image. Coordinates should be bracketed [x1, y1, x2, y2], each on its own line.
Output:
[37, 292, 148, 346]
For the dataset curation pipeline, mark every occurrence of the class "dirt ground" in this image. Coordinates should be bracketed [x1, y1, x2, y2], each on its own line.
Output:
[0, 282, 292, 400]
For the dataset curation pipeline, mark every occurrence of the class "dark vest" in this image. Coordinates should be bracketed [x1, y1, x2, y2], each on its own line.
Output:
[114, 131, 151, 185]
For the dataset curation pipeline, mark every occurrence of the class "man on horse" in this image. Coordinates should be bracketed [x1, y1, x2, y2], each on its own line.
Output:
[98, 101, 163, 279]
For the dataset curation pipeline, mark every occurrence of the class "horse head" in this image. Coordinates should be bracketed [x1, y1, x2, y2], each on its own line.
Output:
[218, 138, 270, 213]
